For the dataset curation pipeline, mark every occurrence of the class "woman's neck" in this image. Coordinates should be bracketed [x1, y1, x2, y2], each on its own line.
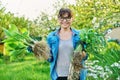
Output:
[60, 27, 71, 33]
[59, 27, 72, 40]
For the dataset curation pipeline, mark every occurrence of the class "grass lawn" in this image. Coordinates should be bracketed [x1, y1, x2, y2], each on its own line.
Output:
[0, 56, 50, 80]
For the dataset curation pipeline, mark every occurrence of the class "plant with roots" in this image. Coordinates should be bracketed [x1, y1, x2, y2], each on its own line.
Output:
[3, 24, 51, 60]
[68, 28, 106, 80]
[68, 43, 84, 80]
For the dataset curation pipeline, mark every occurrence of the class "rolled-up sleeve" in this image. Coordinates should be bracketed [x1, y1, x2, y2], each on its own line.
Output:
[47, 35, 53, 63]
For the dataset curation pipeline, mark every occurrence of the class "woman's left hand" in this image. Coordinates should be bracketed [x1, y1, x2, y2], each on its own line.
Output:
[82, 51, 86, 58]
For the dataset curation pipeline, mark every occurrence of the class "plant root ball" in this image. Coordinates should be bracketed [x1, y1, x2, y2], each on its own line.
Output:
[33, 41, 50, 60]
[68, 51, 84, 80]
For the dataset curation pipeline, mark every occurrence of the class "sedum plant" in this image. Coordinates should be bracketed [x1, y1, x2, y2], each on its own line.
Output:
[68, 28, 106, 80]
[79, 28, 106, 55]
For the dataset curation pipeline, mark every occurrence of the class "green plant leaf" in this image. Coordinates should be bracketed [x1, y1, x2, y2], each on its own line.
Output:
[8, 24, 19, 33]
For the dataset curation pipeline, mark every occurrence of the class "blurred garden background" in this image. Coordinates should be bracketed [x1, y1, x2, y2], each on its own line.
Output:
[0, 0, 120, 80]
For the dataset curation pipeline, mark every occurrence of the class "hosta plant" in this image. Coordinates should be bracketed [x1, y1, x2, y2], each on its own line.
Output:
[3, 24, 50, 61]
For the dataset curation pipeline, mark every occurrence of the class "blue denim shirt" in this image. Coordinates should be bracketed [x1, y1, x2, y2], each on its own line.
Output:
[47, 28, 88, 80]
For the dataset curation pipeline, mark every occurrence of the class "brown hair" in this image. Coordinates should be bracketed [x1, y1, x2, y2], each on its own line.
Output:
[58, 8, 73, 18]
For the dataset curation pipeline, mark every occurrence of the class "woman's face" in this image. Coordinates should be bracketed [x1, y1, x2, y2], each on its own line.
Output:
[58, 13, 73, 29]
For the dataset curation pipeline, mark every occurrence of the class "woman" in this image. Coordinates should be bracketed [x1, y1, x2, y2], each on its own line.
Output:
[47, 8, 88, 80]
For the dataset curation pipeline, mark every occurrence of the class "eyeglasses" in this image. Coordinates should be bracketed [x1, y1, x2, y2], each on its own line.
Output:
[59, 17, 71, 22]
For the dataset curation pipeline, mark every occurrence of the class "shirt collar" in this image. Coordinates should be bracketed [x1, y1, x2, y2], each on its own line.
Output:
[54, 27, 78, 36]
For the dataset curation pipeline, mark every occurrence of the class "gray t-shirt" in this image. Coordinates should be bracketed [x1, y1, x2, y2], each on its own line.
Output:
[55, 38, 74, 77]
